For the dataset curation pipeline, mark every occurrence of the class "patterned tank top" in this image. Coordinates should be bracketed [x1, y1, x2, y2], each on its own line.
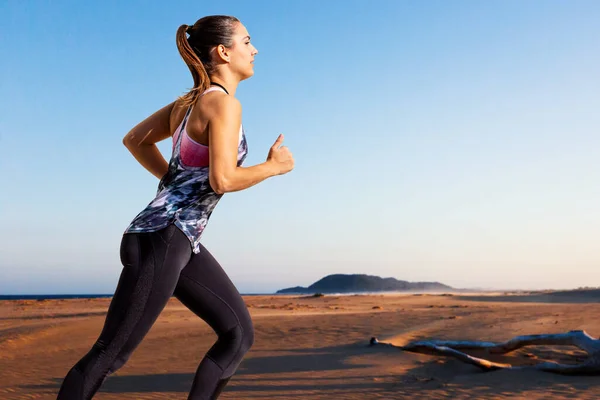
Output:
[124, 87, 248, 253]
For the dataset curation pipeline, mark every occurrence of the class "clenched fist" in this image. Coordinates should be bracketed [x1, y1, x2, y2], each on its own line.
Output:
[267, 134, 294, 175]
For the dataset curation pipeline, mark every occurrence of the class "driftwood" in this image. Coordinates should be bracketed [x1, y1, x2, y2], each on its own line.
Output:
[369, 330, 600, 374]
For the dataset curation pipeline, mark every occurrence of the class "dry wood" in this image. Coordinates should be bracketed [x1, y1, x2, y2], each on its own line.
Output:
[369, 330, 600, 374]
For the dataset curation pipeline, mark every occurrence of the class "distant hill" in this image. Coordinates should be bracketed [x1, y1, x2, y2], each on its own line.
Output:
[276, 274, 453, 294]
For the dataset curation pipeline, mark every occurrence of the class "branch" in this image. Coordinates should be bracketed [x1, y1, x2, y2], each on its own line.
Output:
[401, 330, 599, 354]
[369, 330, 600, 375]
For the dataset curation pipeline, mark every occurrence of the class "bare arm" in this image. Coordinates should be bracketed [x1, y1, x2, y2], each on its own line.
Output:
[208, 95, 293, 194]
[122, 102, 175, 179]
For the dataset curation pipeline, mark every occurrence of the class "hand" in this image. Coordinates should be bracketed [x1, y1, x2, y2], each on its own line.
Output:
[267, 134, 294, 175]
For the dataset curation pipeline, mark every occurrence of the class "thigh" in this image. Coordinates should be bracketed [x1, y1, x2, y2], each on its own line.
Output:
[173, 243, 251, 335]
[97, 225, 192, 347]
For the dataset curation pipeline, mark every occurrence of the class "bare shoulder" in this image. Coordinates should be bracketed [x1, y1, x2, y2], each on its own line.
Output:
[203, 91, 242, 122]
[169, 98, 191, 132]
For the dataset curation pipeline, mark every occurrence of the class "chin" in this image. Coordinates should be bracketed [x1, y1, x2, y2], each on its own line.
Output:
[240, 69, 255, 81]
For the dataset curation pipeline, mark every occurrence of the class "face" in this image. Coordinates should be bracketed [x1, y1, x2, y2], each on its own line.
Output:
[222, 22, 258, 80]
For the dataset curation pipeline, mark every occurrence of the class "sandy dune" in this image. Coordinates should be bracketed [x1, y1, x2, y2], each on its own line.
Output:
[2, 291, 600, 399]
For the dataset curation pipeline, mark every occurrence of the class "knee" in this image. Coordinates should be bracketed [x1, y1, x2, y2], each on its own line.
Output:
[241, 321, 254, 353]
[221, 321, 254, 355]
[109, 353, 130, 374]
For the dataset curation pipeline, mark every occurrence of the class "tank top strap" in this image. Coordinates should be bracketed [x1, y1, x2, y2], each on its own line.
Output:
[174, 105, 194, 151]
[201, 86, 227, 96]
[174, 86, 227, 153]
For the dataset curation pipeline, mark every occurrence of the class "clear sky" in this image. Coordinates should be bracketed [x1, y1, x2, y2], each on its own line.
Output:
[1, 0, 599, 294]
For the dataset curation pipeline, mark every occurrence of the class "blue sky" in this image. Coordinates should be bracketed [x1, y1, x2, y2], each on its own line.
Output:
[1, 0, 599, 294]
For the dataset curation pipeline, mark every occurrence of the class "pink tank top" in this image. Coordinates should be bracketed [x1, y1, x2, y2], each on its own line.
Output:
[172, 86, 244, 167]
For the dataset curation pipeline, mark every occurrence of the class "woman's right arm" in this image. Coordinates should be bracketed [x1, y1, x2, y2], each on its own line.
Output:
[207, 95, 294, 194]
[122, 102, 176, 180]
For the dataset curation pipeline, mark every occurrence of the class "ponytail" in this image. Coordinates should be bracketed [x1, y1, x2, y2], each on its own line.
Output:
[176, 24, 210, 106]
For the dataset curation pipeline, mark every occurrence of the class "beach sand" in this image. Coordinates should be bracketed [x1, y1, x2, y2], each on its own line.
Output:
[2, 291, 600, 399]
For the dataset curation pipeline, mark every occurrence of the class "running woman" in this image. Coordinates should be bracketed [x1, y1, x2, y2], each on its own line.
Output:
[57, 15, 294, 399]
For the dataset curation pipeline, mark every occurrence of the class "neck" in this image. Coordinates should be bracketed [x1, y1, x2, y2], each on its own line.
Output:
[209, 72, 240, 96]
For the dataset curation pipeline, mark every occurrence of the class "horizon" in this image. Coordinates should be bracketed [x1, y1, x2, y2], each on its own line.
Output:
[1, 271, 595, 296]
[2, 1, 600, 295]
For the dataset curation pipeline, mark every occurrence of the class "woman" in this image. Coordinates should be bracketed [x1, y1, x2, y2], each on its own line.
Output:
[57, 15, 294, 399]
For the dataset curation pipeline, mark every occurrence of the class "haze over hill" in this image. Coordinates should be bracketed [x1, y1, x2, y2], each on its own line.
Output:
[276, 274, 453, 294]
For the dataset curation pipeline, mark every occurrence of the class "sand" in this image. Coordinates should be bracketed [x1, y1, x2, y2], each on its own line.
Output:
[2, 291, 600, 399]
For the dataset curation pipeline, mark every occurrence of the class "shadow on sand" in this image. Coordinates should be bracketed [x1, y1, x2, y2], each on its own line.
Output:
[26, 340, 600, 397]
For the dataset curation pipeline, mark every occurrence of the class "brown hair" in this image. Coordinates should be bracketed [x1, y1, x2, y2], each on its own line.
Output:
[176, 15, 240, 106]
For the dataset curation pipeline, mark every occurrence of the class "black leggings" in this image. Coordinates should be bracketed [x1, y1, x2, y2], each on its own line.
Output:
[57, 224, 254, 399]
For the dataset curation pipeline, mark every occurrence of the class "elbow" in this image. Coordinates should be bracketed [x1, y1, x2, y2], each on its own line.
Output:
[122, 134, 134, 149]
[122, 132, 143, 149]
[213, 183, 228, 195]
[210, 175, 229, 195]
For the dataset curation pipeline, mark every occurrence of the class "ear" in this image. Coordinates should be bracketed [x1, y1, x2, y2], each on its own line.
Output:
[215, 44, 230, 63]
